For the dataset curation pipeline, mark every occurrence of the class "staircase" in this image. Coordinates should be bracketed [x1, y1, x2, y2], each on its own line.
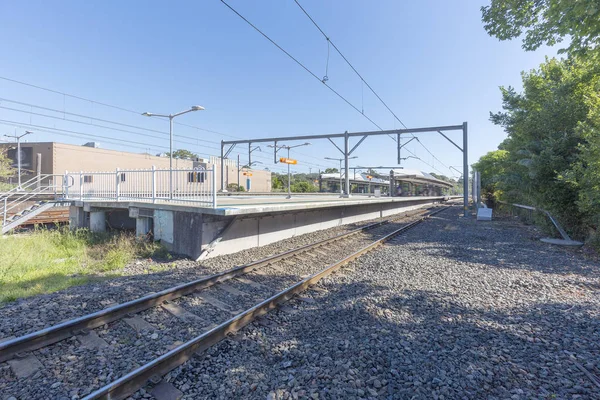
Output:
[2, 201, 64, 234]
[1, 174, 72, 234]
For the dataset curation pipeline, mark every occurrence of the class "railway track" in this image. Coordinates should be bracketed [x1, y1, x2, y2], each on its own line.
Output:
[0, 205, 450, 400]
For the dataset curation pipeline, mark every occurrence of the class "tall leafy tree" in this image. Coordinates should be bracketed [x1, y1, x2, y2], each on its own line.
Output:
[168, 149, 198, 160]
[481, 0, 600, 55]
[472, 150, 509, 200]
[0, 150, 13, 179]
[485, 56, 599, 234]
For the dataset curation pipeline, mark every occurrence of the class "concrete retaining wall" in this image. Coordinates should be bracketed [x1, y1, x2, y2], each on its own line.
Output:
[69, 197, 442, 260]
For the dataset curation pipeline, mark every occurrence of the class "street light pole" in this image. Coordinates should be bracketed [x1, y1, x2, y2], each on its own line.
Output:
[268, 143, 311, 199]
[142, 106, 204, 199]
[4, 130, 33, 189]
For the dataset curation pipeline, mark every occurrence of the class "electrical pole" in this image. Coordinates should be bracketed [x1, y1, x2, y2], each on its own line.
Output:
[4, 130, 33, 189]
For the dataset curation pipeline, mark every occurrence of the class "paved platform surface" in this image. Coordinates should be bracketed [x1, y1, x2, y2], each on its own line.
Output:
[79, 195, 457, 216]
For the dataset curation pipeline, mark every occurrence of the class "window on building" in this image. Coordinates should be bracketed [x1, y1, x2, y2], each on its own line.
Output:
[188, 172, 205, 183]
[83, 175, 93, 183]
[120, 173, 126, 182]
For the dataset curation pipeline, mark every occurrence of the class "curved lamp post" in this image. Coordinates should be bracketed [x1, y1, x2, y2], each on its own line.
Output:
[142, 106, 204, 199]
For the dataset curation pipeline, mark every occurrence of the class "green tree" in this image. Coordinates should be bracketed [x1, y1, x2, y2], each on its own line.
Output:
[324, 168, 339, 174]
[291, 181, 317, 193]
[227, 183, 245, 192]
[484, 56, 600, 236]
[481, 0, 600, 55]
[168, 149, 198, 159]
[271, 174, 285, 190]
[0, 149, 13, 179]
[472, 150, 509, 201]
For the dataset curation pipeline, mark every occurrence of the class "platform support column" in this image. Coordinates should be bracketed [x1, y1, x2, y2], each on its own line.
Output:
[69, 206, 86, 230]
[136, 217, 152, 238]
[89, 210, 106, 233]
[463, 122, 469, 217]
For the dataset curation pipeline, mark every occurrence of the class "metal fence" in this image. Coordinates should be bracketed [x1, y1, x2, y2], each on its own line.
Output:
[1, 174, 72, 227]
[65, 166, 217, 207]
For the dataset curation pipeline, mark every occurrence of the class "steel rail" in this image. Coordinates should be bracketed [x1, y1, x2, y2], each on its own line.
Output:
[0, 208, 428, 363]
[85, 206, 450, 400]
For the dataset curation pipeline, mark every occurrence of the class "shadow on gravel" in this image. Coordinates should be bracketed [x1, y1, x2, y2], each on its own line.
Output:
[385, 211, 600, 279]
[220, 280, 600, 400]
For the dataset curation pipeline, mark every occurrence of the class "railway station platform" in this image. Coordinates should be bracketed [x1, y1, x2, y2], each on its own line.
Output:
[69, 194, 457, 260]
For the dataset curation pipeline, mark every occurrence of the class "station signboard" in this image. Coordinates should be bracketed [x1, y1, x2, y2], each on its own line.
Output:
[279, 157, 297, 165]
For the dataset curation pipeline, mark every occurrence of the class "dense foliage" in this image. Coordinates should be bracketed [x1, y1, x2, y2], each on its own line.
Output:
[476, 56, 600, 237]
[482, 0, 600, 56]
[477, 2, 600, 242]
[271, 172, 319, 192]
[0, 149, 13, 179]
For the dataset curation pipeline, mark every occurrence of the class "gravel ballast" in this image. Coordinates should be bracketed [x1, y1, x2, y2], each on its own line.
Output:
[0, 213, 405, 340]
[0, 210, 431, 399]
[156, 207, 600, 399]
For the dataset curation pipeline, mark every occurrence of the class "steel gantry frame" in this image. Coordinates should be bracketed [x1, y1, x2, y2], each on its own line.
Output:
[220, 122, 470, 216]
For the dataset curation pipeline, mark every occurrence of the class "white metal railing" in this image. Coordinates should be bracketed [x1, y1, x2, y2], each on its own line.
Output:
[2, 174, 72, 227]
[64, 166, 217, 208]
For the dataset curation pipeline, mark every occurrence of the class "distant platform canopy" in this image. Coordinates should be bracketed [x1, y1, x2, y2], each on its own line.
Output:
[385, 169, 455, 189]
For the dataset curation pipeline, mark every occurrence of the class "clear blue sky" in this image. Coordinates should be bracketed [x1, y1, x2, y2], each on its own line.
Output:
[0, 0, 556, 177]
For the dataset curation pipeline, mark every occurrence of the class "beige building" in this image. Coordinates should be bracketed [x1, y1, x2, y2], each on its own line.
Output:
[0, 142, 271, 193]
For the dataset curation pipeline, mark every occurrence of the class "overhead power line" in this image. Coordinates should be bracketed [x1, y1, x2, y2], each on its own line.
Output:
[0, 83, 336, 169]
[222, 0, 448, 175]
[293, 0, 452, 175]
[0, 96, 335, 169]
[220, 0, 383, 130]
[0, 75, 240, 140]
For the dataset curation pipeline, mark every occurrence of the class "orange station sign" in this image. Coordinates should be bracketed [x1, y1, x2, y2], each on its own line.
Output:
[279, 157, 297, 165]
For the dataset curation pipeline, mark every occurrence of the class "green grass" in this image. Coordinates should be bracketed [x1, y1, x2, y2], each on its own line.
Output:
[0, 227, 168, 303]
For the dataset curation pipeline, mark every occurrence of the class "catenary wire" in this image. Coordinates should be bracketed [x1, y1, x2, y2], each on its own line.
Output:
[293, 0, 453, 175]
[222, 0, 449, 176]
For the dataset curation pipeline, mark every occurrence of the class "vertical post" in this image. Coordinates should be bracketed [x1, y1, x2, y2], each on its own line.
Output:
[389, 170, 394, 197]
[116, 168, 120, 200]
[16, 136, 22, 188]
[212, 164, 217, 208]
[397, 133, 401, 164]
[318, 169, 322, 192]
[248, 142, 252, 166]
[169, 116, 174, 200]
[151, 165, 156, 203]
[476, 170, 481, 206]
[338, 159, 343, 196]
[237, 154, 240, 191]
[344, 131, 350, 197]
[462, 121, 469, 217]
[36, 153, 41, 190]
[79, 171, 83, 199]
[220, 140, 225, 192]
[3, 197, 7, 226]
[286, 147, 291, 199]
[64, 170, 69, 199]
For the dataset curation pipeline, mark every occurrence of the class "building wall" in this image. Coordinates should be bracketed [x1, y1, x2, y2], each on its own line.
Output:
[1, 142, 272, 192]
[52, 143, 194, 173]
[216, 164, 272, 192]
[0, 142, 54, 179]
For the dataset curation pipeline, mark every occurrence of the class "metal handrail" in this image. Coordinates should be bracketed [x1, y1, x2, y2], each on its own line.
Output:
[64, 166, 217, 207]
[0, 174, 51, 200]
[2, 174, 73, 227]
[499, 201, 573, 241]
